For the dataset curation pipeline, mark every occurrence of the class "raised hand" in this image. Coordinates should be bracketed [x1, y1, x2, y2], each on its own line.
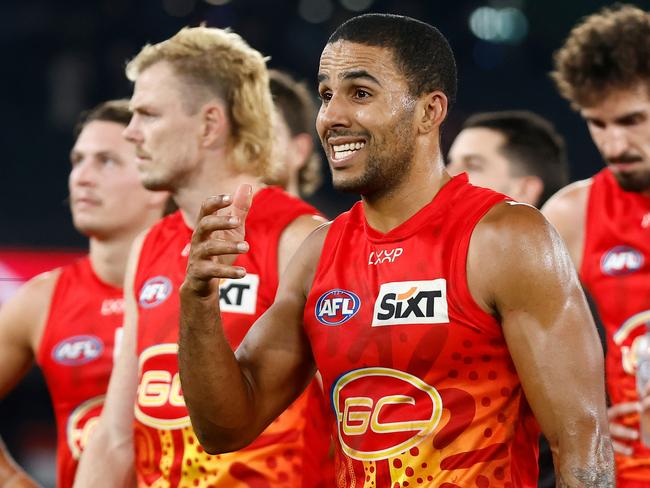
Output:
[181, 185, 252, 299]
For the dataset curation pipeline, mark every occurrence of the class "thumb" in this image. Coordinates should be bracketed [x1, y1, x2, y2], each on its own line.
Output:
[231, 183, 252, 224]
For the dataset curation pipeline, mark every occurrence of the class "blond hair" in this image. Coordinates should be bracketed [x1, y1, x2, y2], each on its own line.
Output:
[126, 26, 273, 177]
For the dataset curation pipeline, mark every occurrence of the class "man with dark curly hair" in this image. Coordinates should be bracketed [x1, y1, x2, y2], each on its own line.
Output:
[545, 4, 650, 486]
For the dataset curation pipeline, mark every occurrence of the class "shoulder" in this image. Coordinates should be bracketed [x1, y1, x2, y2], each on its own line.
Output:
[541, 179, 591, 228]
[0, 267, 62, 347]
[278, 213, 329, 270]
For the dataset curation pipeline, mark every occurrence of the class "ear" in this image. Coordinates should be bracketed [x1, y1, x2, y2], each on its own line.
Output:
[289, 133, 314, 171]
[417, 91, 448, 135]
[200, 103, 228, 148]
[513, 175, 544, 207]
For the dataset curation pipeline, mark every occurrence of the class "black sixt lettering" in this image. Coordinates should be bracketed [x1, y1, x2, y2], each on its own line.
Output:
[219, 283, 251, 306]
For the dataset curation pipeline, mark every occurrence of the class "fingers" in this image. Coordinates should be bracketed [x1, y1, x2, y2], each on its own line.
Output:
[612, 439, 634, 456]
[608, 401, 640, 419]
[609, 421, 639, 442]
[194, 214, 243, 243]
[608, 401, 641, 456]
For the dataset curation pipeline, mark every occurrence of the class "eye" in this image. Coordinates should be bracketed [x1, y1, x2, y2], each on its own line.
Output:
[354, 88, 371, 99]
[319, 89, 332, 103]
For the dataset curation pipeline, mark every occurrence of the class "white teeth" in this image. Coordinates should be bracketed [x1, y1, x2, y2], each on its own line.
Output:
[332, 141, 365, 159]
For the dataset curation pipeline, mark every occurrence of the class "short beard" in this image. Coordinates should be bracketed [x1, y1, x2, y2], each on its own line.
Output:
[611, 169, 650, 193]
[332, 112, 416, 200]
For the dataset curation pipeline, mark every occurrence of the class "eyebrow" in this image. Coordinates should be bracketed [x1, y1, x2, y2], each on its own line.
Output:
[317, 69, 382, 86]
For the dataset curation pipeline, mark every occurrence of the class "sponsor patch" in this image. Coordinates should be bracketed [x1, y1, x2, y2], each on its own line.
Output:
[135, 343, 190, 430]
[139, 276, 173, 308]
[52, 335, 104, 365]
[368, 248, 403, 266]
[372, 279, 448, 326]
[601, 246, 644, 276]
[332, 367, 442, 461]
[315, 289, 361, 326]
[219, 274, 259, 315]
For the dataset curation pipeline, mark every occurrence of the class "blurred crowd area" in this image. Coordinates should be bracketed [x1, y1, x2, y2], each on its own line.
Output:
[2, 0, 648, 485]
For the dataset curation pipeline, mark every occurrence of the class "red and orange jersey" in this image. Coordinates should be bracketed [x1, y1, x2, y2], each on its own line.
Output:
[133, 188, 333, 487]
[580, 169, 650, 482]
[304, 174, 540, 487]
[36, 257, 123, 488]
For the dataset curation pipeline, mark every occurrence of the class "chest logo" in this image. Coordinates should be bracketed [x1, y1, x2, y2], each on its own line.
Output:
[52, 335, 104, 366]
[372, 279, 449, 326]
[139, 276, 173, 308]
[219, 274, 259, 315]
[368, 248, 403, 266]
[332, 367, 442, 461]
[315, 289, 361, 326]
[600, 246, 644, 276]
[135, 343, 190, 430]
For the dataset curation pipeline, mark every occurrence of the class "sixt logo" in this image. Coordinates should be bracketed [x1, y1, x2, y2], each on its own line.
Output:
[368, 248, 403, 266]
[52, 335, 104, 365]
[139, 276, 173, 308]
[219, 274, 259, 315]
[332, 367, 442, 461]
[372, 279, 448, 326]
[601, 246, 644, 276]
[315, 289, 361, 326]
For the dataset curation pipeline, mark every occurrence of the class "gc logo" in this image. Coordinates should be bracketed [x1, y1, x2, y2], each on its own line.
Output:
[332, 367, 442, 461]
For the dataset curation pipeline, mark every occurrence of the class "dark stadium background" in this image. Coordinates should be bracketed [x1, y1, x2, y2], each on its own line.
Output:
[2, 0, 649, 485]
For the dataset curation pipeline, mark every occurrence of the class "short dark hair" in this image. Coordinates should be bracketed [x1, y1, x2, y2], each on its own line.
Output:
[328, 13, 457, 108]
[74, 99, 131, 138]
[552, 4, 650, 108]
[462, 110, 569, 206]
[269, 70, 323, 196]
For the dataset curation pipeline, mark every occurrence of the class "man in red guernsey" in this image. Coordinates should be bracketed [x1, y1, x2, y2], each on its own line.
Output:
[0, 100, 168, 488]
[544, 5, 650, 486]
[178, 13, 614, 487]
[75, 27, 330, 488]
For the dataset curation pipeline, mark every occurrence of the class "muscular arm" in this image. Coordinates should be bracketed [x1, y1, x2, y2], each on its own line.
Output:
[0, 270, 59, 488]
[178, 192, 326, 453]
[73, 236, 145, 488]
[468, 202, 613, 486]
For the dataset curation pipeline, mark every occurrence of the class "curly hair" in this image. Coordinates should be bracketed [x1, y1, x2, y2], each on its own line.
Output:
[551, 4, 650, 108]
[126, 26, 273, 178]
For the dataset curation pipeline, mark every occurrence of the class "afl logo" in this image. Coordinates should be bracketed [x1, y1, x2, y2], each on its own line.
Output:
[67, 396, 104, 459]
[52, 335, 103, 365]
[139, 276, 173, 308]
[135, 343, 190, 430]
[315, 289, 360, 326]
[332, 367, 442, 461]
[601, 246, 644, 276]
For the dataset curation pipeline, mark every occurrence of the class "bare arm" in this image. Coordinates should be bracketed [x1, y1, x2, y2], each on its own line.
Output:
[469, 202, 614, 486]
[178, 190, 325, 453]
[0, 271, 59, 488]
[73, 236, 145, 488]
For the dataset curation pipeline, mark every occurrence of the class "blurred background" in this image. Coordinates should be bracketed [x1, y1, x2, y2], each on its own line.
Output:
[1, 0, 647, 485]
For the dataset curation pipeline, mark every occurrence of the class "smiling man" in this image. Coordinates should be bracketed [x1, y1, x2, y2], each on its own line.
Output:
[179, 13, 614, 487]
[544, 5, 650, 486]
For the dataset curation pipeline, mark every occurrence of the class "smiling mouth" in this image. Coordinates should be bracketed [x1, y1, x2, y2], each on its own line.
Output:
[332, 142, 365, 161]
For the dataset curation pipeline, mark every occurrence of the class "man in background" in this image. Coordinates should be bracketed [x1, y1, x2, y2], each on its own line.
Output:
[267, 69, 324, 199]
[447, 110, 568, 208]
[0, 100, 167, 487]
[544, 4, 650, 486]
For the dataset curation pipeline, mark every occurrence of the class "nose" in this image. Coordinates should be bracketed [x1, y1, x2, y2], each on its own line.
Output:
[123, 114, 141, 144]
[69, 158, 97, 188]
[599, 126, 630, 159]
[317, 94, 351, 134]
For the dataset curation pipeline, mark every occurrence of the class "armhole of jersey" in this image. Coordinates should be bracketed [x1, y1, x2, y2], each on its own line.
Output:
[579, 181, 596, 282]
[449, 196, 505, 333]
[35, 268, 65, 366]
[306, 217, 344, 300]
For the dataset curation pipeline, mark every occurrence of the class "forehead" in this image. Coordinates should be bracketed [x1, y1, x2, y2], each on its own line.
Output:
[74, 120, 129, 151]
[581, 83, 650, 119]
[452, 127, 506, 154]
[318, 41, 405, 86]
[130, 61, 183, 106]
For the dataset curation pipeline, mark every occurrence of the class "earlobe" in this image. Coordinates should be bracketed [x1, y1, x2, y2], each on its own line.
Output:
[419, 91, 448, 134]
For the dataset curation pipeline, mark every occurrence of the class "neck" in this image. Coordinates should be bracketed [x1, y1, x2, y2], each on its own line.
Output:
[88, 234, 136, 288]
[362, 152, 449, 234]
[173, 156, 263, 229]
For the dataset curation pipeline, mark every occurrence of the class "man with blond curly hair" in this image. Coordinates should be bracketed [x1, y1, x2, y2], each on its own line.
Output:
[544, 4, 650, 486]
[74, 26, 331, 488]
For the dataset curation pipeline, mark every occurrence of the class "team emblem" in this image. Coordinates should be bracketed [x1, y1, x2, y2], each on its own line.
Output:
[315, 289, 360, 326]
[372, 279, 448, 326]
[67, 395, 105, 459]
[139, 276, 173, 308]
[52, 335, 104, 365]
[601, 246, 644, 276]
[332, 367, 442, 461]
